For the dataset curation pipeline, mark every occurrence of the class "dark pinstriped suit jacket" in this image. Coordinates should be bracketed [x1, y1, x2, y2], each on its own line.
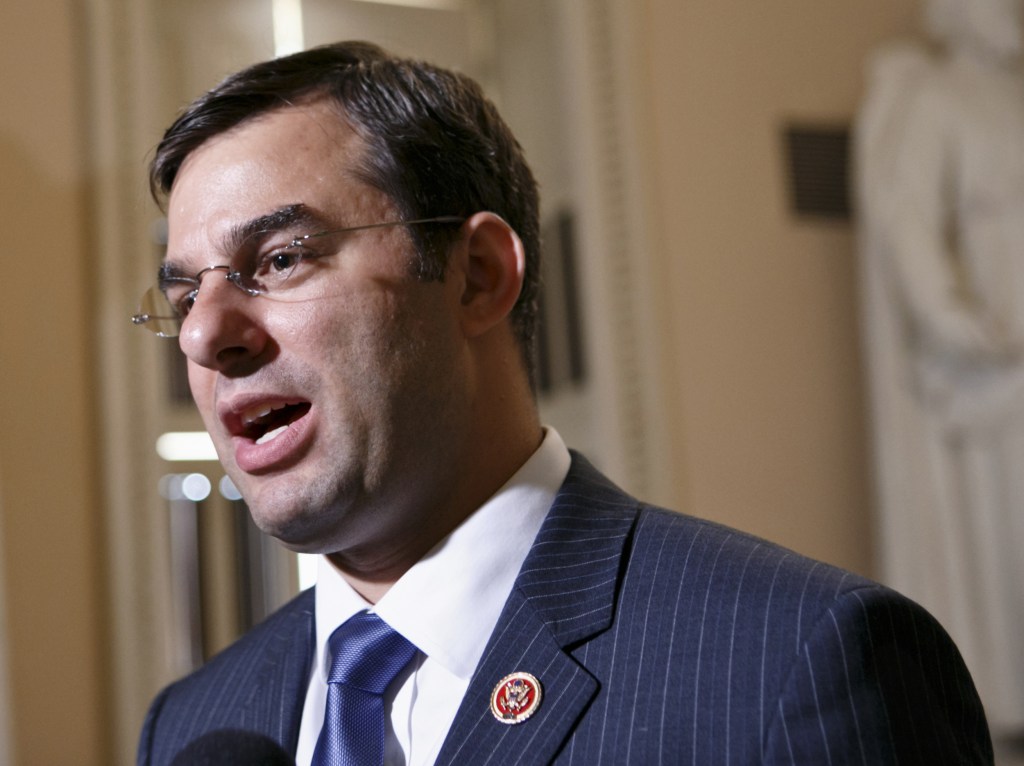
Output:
[138, 454, 993, 764]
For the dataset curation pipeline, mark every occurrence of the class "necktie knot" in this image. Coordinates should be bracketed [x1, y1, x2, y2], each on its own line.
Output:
[325, 612, 417, 694]
[312, 612, 418, 766]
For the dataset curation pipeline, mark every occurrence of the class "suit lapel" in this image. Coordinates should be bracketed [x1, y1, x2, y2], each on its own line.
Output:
[237, 589, 316, 752]
[435, 454, 639, 765]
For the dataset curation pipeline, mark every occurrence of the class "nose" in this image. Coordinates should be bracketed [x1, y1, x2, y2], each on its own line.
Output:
[177, 271, 269, 373]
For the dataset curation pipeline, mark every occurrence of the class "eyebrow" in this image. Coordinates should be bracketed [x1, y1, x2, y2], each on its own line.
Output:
[158, 203, 327, 282]
[224, 203, 325, 251]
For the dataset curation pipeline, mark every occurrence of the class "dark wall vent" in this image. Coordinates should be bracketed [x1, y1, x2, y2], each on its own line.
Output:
[782, 124, 851, 220]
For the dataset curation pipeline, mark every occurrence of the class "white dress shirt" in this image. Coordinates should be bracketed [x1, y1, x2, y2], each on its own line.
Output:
[295, 428, 571, 766]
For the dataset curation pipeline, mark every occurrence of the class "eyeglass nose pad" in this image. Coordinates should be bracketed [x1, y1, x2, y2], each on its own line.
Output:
[178, 274, 270, 368]
[195, 264, 234, 283]
[180, 267, 242, 324]
[225, 270, 262, 297]
[191, 266, 254, 304]
[192, 266, 261, 299]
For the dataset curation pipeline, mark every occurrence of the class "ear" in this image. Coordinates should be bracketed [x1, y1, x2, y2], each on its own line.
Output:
[454, 212, 526, 338]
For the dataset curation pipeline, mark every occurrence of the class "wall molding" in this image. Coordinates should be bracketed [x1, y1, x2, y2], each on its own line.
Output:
[83, 0, 179, 760]
[558, 0, 675, 503]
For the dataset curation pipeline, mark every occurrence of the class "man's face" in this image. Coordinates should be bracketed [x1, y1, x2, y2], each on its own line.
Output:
[166, 101, 470, 558]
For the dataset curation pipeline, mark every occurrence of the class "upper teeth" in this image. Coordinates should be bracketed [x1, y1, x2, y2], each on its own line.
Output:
[242, 402, 288, 426]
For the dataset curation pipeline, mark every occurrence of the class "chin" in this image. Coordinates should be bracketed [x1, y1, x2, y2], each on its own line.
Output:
[247, 495, 345, 552]
[249, 504, 313, 542]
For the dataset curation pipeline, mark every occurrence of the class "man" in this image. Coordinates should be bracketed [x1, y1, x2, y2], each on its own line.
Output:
[135, 42, 992, 765]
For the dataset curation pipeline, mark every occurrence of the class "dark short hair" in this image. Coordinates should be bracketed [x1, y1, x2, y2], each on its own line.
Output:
[151, 40, 540, 380]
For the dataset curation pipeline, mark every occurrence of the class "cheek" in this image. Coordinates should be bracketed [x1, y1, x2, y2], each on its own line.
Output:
[308, 290, 439, 405]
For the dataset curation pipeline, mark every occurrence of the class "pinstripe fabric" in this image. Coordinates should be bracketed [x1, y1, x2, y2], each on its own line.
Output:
[434, 455, 992, 765]
[138, 454, 993, 765]
[137, 590, 314, 766]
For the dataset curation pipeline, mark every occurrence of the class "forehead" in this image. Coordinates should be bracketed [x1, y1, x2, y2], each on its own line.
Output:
[165, 101, 389, 259]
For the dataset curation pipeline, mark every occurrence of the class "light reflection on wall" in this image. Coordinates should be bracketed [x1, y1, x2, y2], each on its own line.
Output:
[272, 0, 305, 56]
[156, 432, 218, 462]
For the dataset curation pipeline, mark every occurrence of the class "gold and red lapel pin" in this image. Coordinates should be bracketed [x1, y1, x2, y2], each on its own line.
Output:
[490, 672, 542, 724]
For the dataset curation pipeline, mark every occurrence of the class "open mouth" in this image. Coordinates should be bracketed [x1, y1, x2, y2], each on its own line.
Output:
[240, 401, 311, 445]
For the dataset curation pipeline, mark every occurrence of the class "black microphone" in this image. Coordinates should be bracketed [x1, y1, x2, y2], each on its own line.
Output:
[169, 729, 294, 765]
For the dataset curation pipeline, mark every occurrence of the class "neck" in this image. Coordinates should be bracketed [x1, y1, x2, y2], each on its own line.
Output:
[331, 411, 543, 603]
[328, 333, 542, 601]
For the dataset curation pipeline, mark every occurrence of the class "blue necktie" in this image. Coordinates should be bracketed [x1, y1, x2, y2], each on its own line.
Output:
[311, 612, 417, 766]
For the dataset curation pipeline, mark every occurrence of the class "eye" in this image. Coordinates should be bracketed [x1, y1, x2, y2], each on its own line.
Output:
[255, 245, 309, 279]
[268, 250, 301, 273]
[172, 288, 199, 318]
[248, 242, 323, 293]
[162, 281, 200, 319]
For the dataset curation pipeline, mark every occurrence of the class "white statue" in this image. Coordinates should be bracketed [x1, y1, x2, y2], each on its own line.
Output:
[856, 0, 1024, 734]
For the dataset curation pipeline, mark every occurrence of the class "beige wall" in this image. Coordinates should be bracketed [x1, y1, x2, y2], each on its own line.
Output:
[640, 0, 919, 576]
[0, 3, 110, 765]
[0, 1, 921, 763]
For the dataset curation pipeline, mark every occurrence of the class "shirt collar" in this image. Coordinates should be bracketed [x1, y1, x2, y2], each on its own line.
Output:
[314, 427, 570, 680]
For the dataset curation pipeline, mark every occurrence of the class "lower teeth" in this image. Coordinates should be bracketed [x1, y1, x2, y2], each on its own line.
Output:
[256, 424, 289, 445]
